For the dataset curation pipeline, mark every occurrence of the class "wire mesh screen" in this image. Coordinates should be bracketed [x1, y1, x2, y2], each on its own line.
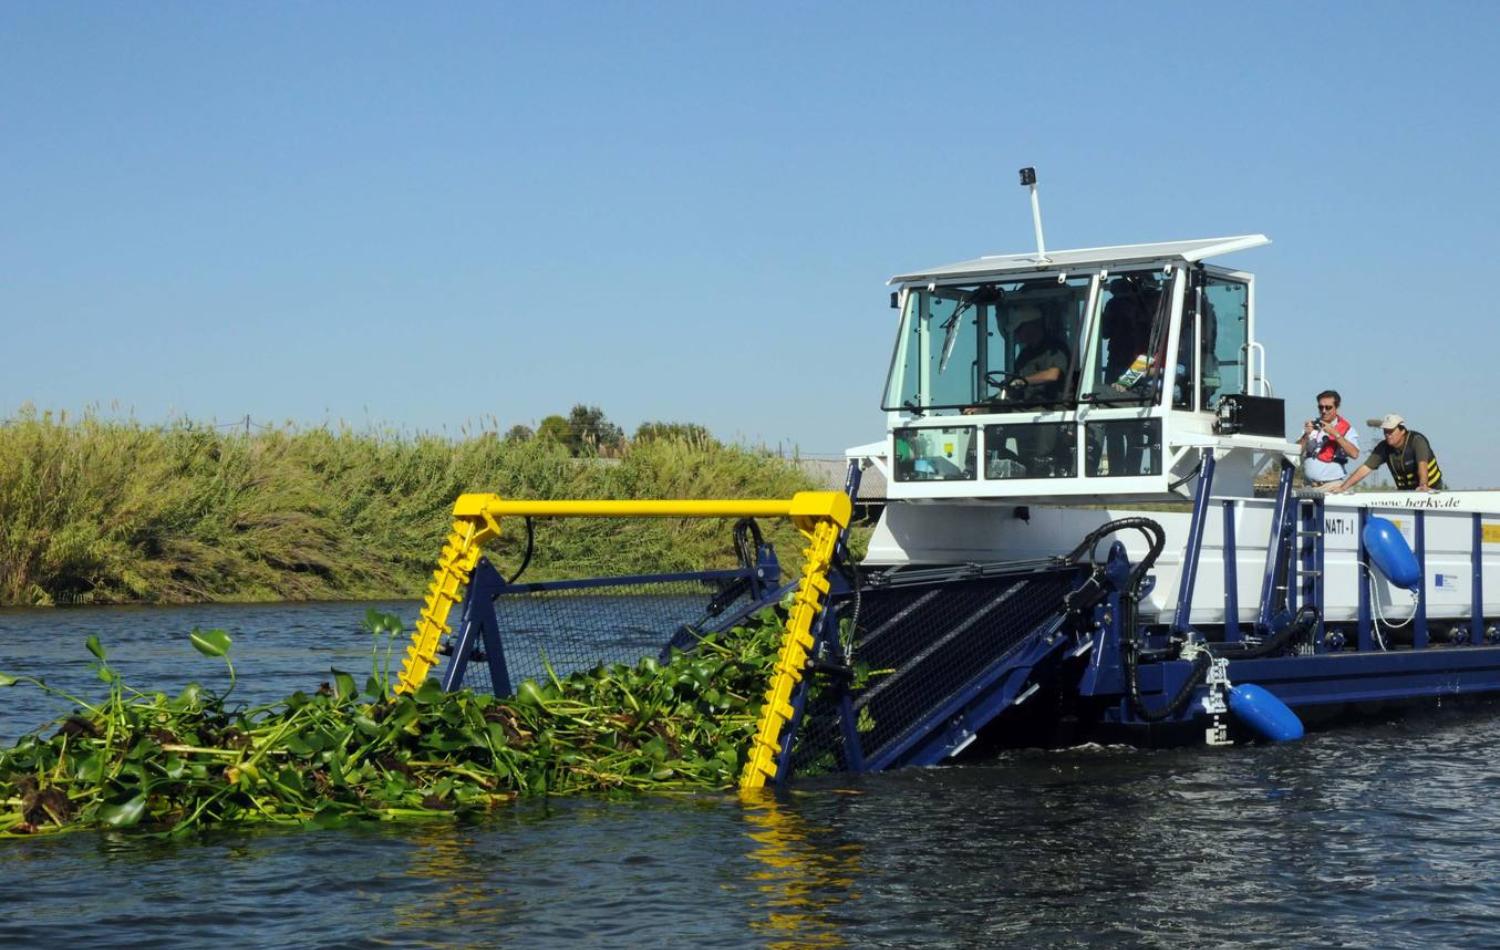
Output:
[793, 568, 1076, 776]
[441, 572, 775, 697]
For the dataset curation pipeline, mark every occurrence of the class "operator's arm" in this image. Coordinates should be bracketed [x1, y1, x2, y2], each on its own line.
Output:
[1413, 435, 1434, 491]
[1328, 464, 1372, 494]
[1024, 347, 1067, 385]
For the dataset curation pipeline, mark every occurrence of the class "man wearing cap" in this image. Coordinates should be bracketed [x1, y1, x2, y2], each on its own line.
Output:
[1328, 414, 1445, 493]
[1003, 314, 1069, 404]
[982, 314, 1071, 475]
[1298, 390, 1360, 488]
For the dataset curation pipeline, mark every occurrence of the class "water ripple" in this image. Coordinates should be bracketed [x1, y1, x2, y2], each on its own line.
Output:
[6, 603, 1500, 946]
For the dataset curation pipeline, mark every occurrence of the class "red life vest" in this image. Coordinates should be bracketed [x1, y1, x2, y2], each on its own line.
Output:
[1314, 416, 1351, 464]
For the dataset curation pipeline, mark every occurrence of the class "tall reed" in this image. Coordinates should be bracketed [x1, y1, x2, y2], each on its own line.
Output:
[0, 410, 817, 606]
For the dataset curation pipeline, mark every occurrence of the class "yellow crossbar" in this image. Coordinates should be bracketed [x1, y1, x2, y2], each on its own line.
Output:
[394, 489, 852, 790]
[451, 494, 843, 520]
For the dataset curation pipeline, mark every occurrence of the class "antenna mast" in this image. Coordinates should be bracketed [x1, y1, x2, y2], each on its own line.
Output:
[1019, 166, 1049, 263]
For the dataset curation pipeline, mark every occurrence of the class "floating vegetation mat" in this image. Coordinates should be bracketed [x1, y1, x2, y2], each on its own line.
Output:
[0, 610, 784, 836]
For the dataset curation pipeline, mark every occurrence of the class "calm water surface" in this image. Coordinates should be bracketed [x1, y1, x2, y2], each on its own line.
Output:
[3, 602, 1500, 948]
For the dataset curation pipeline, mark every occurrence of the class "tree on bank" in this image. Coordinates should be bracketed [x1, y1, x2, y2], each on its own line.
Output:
[516, 410, 718, 454]
[536, 415, 571, 447]
[566, 404, 624, 456]
[533, 406, 625, 457]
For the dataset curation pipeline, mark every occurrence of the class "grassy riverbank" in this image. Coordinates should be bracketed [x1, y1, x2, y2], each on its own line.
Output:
[0, 412, 817, 607]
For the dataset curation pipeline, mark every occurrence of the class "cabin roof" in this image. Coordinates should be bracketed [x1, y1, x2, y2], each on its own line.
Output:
[888, 234, 1270, 285]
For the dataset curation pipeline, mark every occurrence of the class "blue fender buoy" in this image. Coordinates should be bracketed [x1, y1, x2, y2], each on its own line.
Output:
[1228, 684, 1304, 742]
[1363, 516, 1421, 590]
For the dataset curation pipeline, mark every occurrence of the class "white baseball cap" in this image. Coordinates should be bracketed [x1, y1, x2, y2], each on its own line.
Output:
[1380, 413, 1405, 430]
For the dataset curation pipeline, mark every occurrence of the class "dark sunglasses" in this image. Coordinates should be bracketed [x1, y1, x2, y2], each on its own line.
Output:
[1317, 404, 1336, 411]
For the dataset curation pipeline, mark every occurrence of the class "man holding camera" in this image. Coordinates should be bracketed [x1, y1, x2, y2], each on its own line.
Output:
[1299, 389, 1360, 488]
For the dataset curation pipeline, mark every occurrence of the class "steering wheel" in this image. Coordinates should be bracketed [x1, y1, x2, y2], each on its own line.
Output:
[984, 370, 1027, 394]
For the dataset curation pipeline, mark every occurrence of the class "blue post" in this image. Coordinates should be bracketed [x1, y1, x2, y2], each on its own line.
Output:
[833, 459, 864, 577]
[1172, 449, 1216, 636]
[440, 558, 514, 697]
[1473, 514, 1485, 646]
[1257, 462, 1295, 634]
[1414, 511, 1429, 650]
[1223, 500, 1242, 641]
[1313, 495, 1326, 646]
[1357, 507, 1373, 652]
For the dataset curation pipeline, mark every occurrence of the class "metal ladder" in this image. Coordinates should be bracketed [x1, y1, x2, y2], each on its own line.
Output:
[1293, 493, 1326, 650]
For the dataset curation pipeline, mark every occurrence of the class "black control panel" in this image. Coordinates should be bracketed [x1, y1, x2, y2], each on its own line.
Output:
[1213, 394, 1286, 437]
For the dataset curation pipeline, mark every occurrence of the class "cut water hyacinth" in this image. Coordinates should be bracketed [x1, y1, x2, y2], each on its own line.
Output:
[0, 608, 785, 836]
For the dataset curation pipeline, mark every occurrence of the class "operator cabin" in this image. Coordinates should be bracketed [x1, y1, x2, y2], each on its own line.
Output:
[868, 235, 1288, 507]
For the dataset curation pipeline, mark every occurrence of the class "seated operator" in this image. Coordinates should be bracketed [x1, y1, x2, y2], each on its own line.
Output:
[1002, 315, 1068, 405]
[1298, 389, 1360, 489]
[1328, 413, 1445, 493]
[988, 314, 1069, 474]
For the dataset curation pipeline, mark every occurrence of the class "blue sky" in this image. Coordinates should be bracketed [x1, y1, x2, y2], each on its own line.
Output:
[3, 3, 1497, 482]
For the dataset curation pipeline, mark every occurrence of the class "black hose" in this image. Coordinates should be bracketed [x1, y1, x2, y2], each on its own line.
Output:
[1058, 517, 1190, 723]
[833, 551, 863, 663]
[1060, 516, 1166, 608]
[505, 517, 535, 584]
[703, 518, 770, 617]
[733, 518, 764, 571]
[1125, 605, 1320, 722]
[1208, 605, 1320, 660]
[1166, 459, 1204, 494]
[1126, 646, 1211, 723]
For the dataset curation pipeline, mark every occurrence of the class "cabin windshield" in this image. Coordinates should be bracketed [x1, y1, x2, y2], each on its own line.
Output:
[882, 275, 1093, 414]
[1079, 269, 1176, 407]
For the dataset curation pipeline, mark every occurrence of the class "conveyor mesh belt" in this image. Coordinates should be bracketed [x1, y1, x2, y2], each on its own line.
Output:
[793, 569, 1076, 776]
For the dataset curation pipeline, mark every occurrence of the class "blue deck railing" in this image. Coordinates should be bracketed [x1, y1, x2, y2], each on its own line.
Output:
[1182, 454, 1491, 651]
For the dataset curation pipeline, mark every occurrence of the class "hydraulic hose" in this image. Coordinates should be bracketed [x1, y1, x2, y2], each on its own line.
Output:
[1061, 517, 1167, 614]
[1061, 516, 1166, 590]
[1207, 605, 1320, 660]
[703, 518, 767, 617]
[733, 517, 765, 570]
[506, 517, 535, 584]
[1125, 605, 1320, 722]
[1056, 516, 1197, 722]
[1126, 645, 1211, 723]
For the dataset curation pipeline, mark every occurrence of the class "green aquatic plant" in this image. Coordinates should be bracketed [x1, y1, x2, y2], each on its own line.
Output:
[189, 627, 234, 698]
[360, 609, 405, 699]
[0, 609, 786, 836]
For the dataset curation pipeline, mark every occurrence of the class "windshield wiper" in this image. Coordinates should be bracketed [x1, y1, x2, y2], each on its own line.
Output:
[937, 305, 970, 373]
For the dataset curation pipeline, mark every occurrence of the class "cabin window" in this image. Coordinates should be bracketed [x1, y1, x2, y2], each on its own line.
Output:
[1084, 418, 1163, 477]
[1174, 273, 1250, 411]
[1172, 309, 1196, 411]
[1201, 276, 1249, 409]
[893, 426, 977, 481]
[882, 276, 1093, 413]
[1083, 271, 1173, 407]
[982, 423, 1077, 479]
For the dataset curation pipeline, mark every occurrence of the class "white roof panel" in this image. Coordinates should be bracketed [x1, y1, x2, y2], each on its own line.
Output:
[889, 235, 1270, 285]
